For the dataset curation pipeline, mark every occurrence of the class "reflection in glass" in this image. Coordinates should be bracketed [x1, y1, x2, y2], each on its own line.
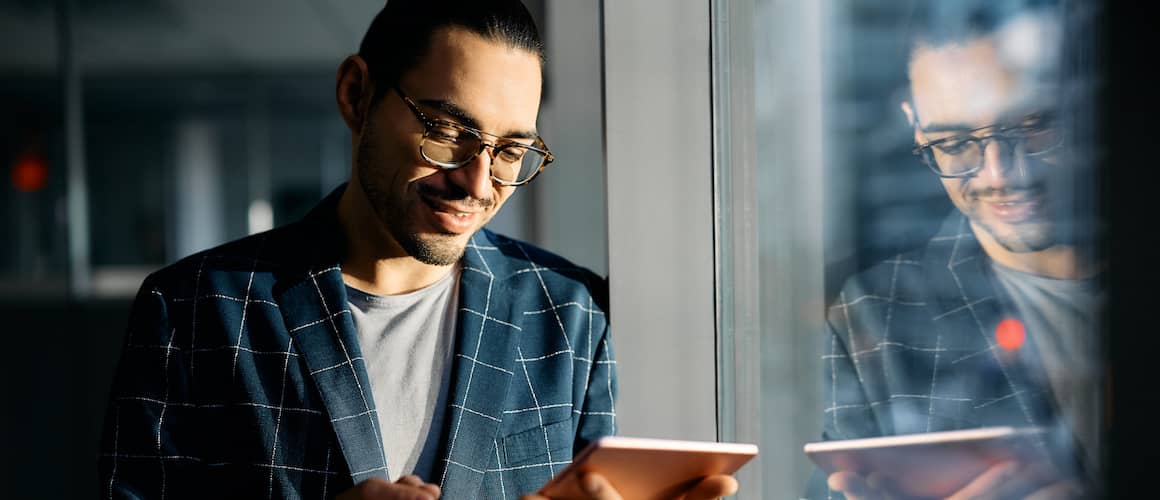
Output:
[812, 2, 1103, 499]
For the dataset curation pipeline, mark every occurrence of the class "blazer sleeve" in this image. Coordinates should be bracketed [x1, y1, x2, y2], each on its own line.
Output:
[573, 313, 617, 455]
[803, 300, 887, 500]
[98, 275, 200, 499]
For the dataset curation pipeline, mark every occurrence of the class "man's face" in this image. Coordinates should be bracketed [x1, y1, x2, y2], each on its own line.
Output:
[906, 34, 1063, 253]
[354, 28, 542, 265]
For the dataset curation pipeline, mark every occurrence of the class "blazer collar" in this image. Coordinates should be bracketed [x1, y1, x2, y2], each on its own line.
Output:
[273, 185, 391, 484]
[435, 230, 527, 498]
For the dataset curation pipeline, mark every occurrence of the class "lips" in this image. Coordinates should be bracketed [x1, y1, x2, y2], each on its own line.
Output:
[979, 192, 1045, 224]
[418, 193, 482, 234]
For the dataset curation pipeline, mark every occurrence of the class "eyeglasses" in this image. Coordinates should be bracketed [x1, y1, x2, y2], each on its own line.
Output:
[912, 112, 1062, 178]
[393, 86, 554, 186]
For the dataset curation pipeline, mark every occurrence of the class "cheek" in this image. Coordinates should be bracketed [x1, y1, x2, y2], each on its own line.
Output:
[364, 119, 425, 177]
[941, 179, 971, 207]
[492, 187, 516, 209]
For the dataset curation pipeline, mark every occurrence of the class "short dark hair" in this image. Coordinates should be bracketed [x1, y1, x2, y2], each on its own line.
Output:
[903, 0, 1060, 58]
[357, 0, 544, 97]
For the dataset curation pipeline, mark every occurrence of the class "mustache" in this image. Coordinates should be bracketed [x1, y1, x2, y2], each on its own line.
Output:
[416, 183, 495, 209]
[963, 183, 1045, 201]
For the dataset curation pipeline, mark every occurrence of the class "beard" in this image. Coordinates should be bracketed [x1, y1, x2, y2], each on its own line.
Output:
[973, 216, 1056, 253]
[354, 126, 482, 267]
[960, 184, 1059, 253]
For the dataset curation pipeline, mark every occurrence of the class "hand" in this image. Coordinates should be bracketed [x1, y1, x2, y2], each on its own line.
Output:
[521, 472, 739, 500]
[944, 462, 1085, 500]
[336, 475, 441, 500]
[828, 461, 1086, 500]
[825, 470, 886, 498]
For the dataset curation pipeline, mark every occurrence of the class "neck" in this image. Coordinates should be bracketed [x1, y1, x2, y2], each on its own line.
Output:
[337, 183, 456, 295]
[972, 223, 1100, 279]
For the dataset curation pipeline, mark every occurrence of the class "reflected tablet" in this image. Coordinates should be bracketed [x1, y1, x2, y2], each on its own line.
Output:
[538, 436, 759, 500]
[804, 426, 1048, 498]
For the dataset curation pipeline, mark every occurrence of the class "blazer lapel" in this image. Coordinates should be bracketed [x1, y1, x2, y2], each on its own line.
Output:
[437, 233, 525, 499]
[278, 267, 389, 484]
[923, 214, 1056, 429]
[273, 186, 389, 484]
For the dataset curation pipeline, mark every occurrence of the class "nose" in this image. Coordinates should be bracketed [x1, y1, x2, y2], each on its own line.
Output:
[973, 139, 1026, 189]
[446, 146, 494, 202]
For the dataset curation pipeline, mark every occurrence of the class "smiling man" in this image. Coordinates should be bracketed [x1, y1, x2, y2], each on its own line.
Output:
[810, 2, 1103, 499]
[98, 1, 736, 499]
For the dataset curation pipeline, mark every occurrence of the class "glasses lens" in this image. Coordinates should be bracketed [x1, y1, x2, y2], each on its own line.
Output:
[491, 145, 546, 184]
[421, 123, 481, 165]
[930, 140, 981, 176]
[1023, 127, 1062, 156]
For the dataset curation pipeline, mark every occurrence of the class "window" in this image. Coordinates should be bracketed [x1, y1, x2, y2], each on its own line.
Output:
[714, 1, 1106, 498]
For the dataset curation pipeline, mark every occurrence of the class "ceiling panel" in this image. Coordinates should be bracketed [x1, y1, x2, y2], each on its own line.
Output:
[0, 0, 384, 74]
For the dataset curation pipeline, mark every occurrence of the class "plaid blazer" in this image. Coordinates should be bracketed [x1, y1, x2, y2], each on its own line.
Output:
[98, 187, 616, 499]
[805, 212, 1088, 499]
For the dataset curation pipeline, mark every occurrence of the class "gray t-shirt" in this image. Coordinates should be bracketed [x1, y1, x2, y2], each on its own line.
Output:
[346, 266, 459, 481]
[991, 262, 1104, 475]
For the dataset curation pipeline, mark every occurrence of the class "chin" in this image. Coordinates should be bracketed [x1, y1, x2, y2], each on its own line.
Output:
[403, 232, 471, 267]
[986, 222, 1057, 253]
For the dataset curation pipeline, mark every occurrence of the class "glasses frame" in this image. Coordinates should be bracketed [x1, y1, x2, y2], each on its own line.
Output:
[393, 85, 554, 187]
[912, 112, 1061, 179]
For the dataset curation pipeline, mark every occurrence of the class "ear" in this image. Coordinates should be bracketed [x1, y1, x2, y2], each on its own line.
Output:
[900, 101, 916, 126]
[336, 55, 374, 133]
[900, 101, 922, 143]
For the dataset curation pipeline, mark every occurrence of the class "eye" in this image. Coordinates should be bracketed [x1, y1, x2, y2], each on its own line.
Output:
[934, 138, 971, 155]
[429, 124, 462, 141]
[1022, 113, 1052, 128]
[496, 146, 527, 163]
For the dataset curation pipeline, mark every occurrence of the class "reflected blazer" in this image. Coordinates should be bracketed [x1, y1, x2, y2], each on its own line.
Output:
[806, 212, 1090, 499]
[98, 186, 616, 499]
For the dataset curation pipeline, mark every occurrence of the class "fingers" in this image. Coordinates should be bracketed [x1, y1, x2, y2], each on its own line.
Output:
[1025, 479, 1086, 500]
[395, 475, 441, 498]
[827, 471, 882, 500]
[863, 471, 900, 498]
[395, 475, 426, 487]
[946, 461, 1020, 500]
[946, 461, 1058, 500]
[682, 474, 740, 499]
[578, 472, 625, 500]
[394, 475, 441, 496]
[337, 476, 441, 499]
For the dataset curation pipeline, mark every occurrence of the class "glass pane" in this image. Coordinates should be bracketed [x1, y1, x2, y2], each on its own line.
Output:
[715, 1, 1105, 498]
[0, 2, 68, 296]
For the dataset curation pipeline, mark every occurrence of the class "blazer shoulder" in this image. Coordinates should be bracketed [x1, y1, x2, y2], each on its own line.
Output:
[143, 221, 312, 297]
[835, 245, 928, 297]
[474, 229, 609, 311]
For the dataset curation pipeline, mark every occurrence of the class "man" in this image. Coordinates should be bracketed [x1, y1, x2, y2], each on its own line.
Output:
[98, 1, 735, 499]
[810, 3, 1101, 499]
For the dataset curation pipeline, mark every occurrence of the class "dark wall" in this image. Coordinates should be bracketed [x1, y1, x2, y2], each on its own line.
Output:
[2, 299, 132, 498]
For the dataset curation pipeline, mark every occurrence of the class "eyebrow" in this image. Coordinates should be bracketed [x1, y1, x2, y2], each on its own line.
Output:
[920, 108, 1051, 135]
[919, 122, 976, 134]
[416, 98, 540, 140]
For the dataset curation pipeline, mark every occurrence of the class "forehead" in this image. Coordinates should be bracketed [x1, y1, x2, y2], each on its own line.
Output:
[401, 27, 543, 134]
[908, 37, 1055, 128]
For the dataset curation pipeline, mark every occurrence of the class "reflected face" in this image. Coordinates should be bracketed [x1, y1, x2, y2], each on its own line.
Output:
[354, 28, 542, 265]
[906, 36, 1063, 253]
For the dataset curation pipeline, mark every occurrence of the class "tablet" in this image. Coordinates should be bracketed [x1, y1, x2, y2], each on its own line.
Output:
[538, 436, 759, 500]
[804, 426, 1049, 498]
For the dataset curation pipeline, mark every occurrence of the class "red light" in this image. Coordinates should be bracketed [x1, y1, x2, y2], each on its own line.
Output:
[12, 150, 47, 193]
[995, 318, 1026, 351]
